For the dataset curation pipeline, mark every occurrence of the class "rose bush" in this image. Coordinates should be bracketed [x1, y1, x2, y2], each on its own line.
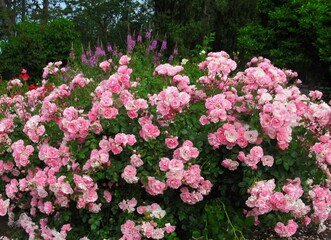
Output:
[0, 35, 330, 239]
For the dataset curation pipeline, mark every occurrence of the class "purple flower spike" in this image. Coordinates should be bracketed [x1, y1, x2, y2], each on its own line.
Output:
[161, 40, 167, 51]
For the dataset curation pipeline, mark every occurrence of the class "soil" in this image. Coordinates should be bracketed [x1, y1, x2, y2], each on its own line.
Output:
[251, 221, 331, 240]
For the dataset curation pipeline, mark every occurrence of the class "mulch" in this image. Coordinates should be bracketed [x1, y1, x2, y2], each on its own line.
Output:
[251, 220, 331, 240]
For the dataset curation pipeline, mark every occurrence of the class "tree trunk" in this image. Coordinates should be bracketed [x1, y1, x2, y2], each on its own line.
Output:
[41, 0, 49, 31]
[0, 0, 14, 36]
[21, 0, 26, 21]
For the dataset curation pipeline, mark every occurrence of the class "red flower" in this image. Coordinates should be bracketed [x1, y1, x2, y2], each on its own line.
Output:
[19, 69, 30, 81]
[28, 84, 38, 90]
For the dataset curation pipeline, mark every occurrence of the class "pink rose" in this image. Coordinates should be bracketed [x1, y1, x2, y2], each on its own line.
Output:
[139, 123, 160, 141]
[0, 199, 9, 216]
[250, 146, 264, 160]
[199, 115, 210, 125]
[163, 223, 176, 234]
[271, 116, 284, 128]
[119, 55, 131, 65]
[325, 152, 331, 165]
[102, 107, 118, 119]
[221, 159, 239, 171]
[270, 192, 288, 212]
[244, 130, 258, 143]
[145, 177, 166, 196]
[100, 91, 113, 107]
[159, 158, 170, 171]
[286, 220, 298, 237]
[103, 190, 112, 203]
[165, 137, 179, 149]
[115, 133, 128, 146]
[166, 178, 182, 189]
[261, 155, 274, 167]
[121, 165, 138, 184]
[130, 154, 143, 167]
[302, 216, 311, 226]
[99, 60, 110, 72]
[168, 159, 184, 172]
[43, 201, 54, 215]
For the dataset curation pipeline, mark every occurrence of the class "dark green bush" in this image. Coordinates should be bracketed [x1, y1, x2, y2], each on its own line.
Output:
[0, 19, 79, 82]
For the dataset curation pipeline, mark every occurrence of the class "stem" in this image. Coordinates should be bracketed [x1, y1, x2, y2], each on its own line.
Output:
[218, 199, 246, 240]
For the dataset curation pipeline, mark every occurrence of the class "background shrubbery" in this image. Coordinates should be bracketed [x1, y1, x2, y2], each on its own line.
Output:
[0, 18, 79, 81]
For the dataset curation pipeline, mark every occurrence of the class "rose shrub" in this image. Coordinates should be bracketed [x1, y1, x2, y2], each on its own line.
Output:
[0, 35, 330, 239]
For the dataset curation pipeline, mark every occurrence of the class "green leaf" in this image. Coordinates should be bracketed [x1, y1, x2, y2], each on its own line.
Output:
[275, 157, 282, 165]
[283, 161, 289, 171]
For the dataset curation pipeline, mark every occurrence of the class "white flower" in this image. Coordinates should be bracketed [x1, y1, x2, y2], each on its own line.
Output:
[181, 58, 189, 65]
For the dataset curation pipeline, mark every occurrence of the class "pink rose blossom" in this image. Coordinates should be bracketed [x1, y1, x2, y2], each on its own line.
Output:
[274, 220, 298, 238]
[221, 159, 239, 171]
[119, 55, 131, 65]
[130, 154, 143, 167]
[99, 60, 110, 72]
[145, 177, 166, 196]
[43, 201, 54, 215]
[159, 158, 170, 171]
[121, 165, 139, 183]
[103, 190, 112, 203]
[261, 155, 274, 167]
[165, 137, 179, 149]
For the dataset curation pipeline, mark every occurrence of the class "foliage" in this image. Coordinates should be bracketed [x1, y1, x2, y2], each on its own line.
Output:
[62, 0, 153, 47]
[152, 0, 256, 57]
[237, 0, 331, 87]
[0, 39, 331, 240]
[0, 18, 80, 81]
[0, 21, 46, 80]
[44, 19, 80, 63]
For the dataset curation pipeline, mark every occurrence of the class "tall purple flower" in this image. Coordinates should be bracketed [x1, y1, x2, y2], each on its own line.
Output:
[107, 44, 113, 52]
[137, 35, 142, 43]
[95, 47, 106, 57]
[145, 30, 151, 39]
[161, 40, 167, 51]
[81, 53, 88, 65]
[86, 50, 92, 57]
[149, 39, 158, 51]
[127, 34, 136, 53]
[89, 55, 97, 67]
[173, 47, 178, 55]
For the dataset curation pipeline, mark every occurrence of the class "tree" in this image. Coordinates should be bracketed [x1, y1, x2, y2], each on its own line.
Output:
[152, 0, 256, 56]
[62, 0, 153, 46]
[237, 0, 331, 88]
[0, 0, 20, 38]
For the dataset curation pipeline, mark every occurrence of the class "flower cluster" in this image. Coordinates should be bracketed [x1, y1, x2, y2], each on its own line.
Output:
[6, 78, 22, 90]
[309, 185, 331, 227]
[23, 115, 46, 143]
[69, 74, 92, 90]
[158, 140, 212, 204]
[245, 178, 312, 236]
[42, 61, 63, 79]
[310, 134, 331, 176]
[153, 63, 184, 77]
[11, 140, 34, 169]
[153, 86, 190, 120]
[274, 220, 298, 238]
[73, 174, 98, 210]
[119, 200, 176, 240]
[198, 51, 237, 89]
